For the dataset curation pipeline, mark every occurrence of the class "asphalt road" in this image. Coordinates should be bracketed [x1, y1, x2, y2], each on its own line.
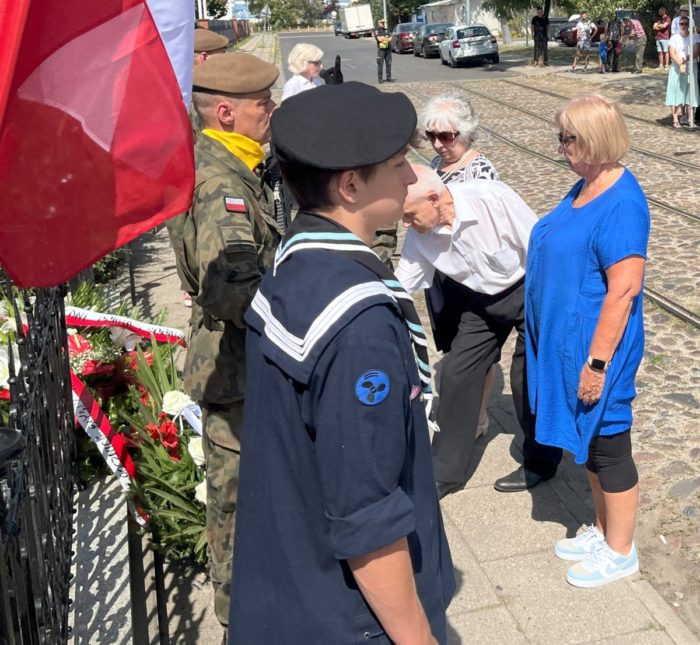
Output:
[278, 30, 524, 85]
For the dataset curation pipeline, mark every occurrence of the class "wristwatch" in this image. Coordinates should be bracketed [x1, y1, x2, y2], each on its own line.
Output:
[587, 356, 610, 373]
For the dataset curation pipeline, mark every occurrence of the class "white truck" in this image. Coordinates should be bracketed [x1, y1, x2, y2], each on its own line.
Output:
[339, 4, 374, 38]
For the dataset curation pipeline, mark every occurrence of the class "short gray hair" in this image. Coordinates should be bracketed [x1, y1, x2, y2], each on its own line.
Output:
[288, 43, 324, 75]
[406, 164, 446, 204]
[418, 92, 479, 144]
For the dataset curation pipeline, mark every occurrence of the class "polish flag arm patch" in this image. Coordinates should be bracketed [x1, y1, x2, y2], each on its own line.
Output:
[224, 197, 247, 213]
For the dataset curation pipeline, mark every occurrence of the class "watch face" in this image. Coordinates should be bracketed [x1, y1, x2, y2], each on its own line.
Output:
[589, 357, 607, 371]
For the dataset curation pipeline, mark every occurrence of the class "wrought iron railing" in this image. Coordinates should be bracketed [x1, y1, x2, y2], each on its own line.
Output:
[0, 280, 76, 645]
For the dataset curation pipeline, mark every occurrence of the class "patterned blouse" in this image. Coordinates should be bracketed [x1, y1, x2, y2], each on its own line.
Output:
[430, 153, 500, 183]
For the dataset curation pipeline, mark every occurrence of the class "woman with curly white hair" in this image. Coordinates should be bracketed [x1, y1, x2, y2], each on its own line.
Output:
[418, 92, 499, 441]
[419, 92, 498, 182]
[281, 43, 324, 102]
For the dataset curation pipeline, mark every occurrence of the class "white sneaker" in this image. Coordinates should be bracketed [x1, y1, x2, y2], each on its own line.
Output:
[567, 542, 639, 588]
[555, 525, 604, 561]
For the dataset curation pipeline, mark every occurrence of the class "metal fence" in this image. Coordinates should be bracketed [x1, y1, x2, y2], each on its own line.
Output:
[0, 280, 76, 645]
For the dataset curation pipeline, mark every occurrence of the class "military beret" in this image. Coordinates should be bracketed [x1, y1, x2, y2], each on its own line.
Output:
[193, 52, 279, 94]
[271, 82, 416, 170]
[194, 28, 229, 53]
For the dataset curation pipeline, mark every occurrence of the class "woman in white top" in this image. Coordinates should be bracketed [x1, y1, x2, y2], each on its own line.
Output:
[665, 18, 699, 127]
[418, 92, 499, 437]
[281, 43, 324, 102]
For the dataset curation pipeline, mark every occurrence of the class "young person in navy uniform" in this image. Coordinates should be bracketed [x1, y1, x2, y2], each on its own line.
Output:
[229, 82, 455, 645]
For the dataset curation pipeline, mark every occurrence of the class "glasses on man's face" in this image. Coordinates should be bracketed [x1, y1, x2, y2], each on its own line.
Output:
[558, 133, 577, 146]
[425, 131, 460, 144]
[680, 21, 690, 27]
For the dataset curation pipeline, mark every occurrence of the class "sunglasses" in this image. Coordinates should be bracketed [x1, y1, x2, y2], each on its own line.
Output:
[425, 131, 460, 144]
[558, 133, 577, 146]
[680, 21, 690, 26]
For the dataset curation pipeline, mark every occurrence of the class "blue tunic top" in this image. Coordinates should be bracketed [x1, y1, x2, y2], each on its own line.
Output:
[525, 168, 650, 463]
[230, 248, 455, 644]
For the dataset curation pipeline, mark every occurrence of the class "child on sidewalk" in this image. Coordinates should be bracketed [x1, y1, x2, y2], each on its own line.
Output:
[598, 33, 610, 73]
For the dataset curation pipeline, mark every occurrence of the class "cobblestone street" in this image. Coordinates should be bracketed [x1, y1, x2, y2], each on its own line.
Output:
[395, 72, 700, 636]
[127, 36, 699, 642]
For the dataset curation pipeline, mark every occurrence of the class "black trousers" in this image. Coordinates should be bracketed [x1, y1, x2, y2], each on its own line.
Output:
[432, 278, 562, 484]
[533, 37, 548, 63]
[376, 48, 392, 80]
[608, 41, 620, 71]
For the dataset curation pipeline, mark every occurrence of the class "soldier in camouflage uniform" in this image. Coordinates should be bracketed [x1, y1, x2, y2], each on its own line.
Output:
[178, 52, 281, 629]
[166, 29, 231, 305]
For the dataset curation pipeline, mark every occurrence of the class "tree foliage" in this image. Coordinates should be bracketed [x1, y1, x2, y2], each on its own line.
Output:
[352, 0, 426, 26]
[207, 0, 228, 19]
[249, 0, 325, 27]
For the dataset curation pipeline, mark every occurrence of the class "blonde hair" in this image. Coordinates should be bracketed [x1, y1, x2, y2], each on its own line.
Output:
[288, 43, 324, 75]
[555, 94, 629, 165]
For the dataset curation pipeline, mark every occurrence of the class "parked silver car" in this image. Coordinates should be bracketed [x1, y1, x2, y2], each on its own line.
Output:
[438, 24, 499, 67]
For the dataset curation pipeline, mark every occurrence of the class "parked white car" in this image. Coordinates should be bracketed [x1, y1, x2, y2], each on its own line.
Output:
[438, 24, 499, 67]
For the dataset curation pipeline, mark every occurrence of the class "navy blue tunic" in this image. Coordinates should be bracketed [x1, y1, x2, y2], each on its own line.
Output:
[229, 249, 455, 644]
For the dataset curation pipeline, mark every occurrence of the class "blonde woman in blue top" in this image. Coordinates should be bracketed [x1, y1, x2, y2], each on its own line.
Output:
[525, 95, 650, 588]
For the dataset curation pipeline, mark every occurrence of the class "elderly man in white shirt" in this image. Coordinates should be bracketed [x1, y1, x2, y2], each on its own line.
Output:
[396, 165, 562, 498]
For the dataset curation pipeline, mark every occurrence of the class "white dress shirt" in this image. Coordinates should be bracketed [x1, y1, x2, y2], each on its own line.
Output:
[395, 181, 538, 295]
[281, 74, 322, 102]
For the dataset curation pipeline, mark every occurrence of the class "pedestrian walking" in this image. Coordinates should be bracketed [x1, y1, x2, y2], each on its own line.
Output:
[395, 167, 562, 498]
[653, 6, 672, 69]
[230, 81, 455, 644]
[178, 52, 283, 633]
[531, 7, 550, 66]
[598, 33, 610, 73]
[374, 19, 393, 82]
[607, 13, 623, 72]
[624, 16, 648, 73]
[666, 16, 699, 127]
[571, 11, 595, 72]
[527, 94, 649, 588]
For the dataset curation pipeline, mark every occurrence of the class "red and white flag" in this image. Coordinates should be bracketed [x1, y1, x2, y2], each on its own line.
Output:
[0, 0, 195, 287]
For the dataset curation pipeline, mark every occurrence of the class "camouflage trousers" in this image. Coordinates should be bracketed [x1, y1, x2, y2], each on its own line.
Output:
[202, 402, 243, 627]
[371, 225, 398, 270]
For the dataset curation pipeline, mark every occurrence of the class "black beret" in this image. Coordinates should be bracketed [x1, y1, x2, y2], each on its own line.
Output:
[271, 82, 416, 170]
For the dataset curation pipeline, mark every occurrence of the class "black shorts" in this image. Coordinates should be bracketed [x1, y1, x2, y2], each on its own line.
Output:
[586, 430, 638, 493]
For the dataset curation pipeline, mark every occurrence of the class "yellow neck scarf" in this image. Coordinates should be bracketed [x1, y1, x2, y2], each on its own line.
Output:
[202, 129, 266, 171]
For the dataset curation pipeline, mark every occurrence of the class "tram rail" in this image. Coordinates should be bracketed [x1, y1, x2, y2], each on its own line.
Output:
[400, 84, 700, 330]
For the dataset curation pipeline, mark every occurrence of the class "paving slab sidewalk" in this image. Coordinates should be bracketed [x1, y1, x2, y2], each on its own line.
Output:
[122, 33, 698, 644]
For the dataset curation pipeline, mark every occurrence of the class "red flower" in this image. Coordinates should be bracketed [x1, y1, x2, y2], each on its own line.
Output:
[145, 423, 159, 440]
[169, 453, 181, 462]
[161, 432, 178, 451]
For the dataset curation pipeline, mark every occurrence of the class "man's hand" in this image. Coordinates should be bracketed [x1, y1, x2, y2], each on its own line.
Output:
[578, 364, 605, 406]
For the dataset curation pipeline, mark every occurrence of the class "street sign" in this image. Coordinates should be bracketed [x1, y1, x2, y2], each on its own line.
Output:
[260, 4, 271, 17]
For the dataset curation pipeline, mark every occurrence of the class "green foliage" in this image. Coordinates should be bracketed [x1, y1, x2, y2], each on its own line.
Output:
[92, 249, 130, 284]
[124, 337, 206, 563]
[207, 0, 229, 19]
[249, 0, 325, 27]
[353, 0, 424, 25]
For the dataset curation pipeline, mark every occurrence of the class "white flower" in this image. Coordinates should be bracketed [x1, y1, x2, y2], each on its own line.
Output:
[1, 319, 16, 334]
[109, 326, 140, 351]
[187, 437, 205, 467]
[162, 390, 195, 416]
[194, 480, 207, 505]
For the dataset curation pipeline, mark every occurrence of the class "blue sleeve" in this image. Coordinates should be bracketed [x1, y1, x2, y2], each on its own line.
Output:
[309, 305, 416, 561]
[593, 199, 650, 270]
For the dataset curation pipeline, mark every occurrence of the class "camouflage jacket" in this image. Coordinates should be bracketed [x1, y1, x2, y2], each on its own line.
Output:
[181, 134, 282, 408]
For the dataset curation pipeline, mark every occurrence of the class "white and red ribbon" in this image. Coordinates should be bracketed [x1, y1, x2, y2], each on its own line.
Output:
[65, 306, 186, 346]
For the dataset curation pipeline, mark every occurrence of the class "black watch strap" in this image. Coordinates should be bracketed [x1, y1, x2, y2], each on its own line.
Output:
[587, 356, 609, 373]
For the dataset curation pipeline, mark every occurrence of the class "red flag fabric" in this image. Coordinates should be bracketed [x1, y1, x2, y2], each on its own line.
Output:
[0, 0, 194, 287]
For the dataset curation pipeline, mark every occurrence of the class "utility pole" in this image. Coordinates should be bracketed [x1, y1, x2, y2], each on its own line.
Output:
[383, 0, 388, 25]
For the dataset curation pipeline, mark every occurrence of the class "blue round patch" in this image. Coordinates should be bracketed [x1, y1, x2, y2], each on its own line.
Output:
[355, 370, 390, 406]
